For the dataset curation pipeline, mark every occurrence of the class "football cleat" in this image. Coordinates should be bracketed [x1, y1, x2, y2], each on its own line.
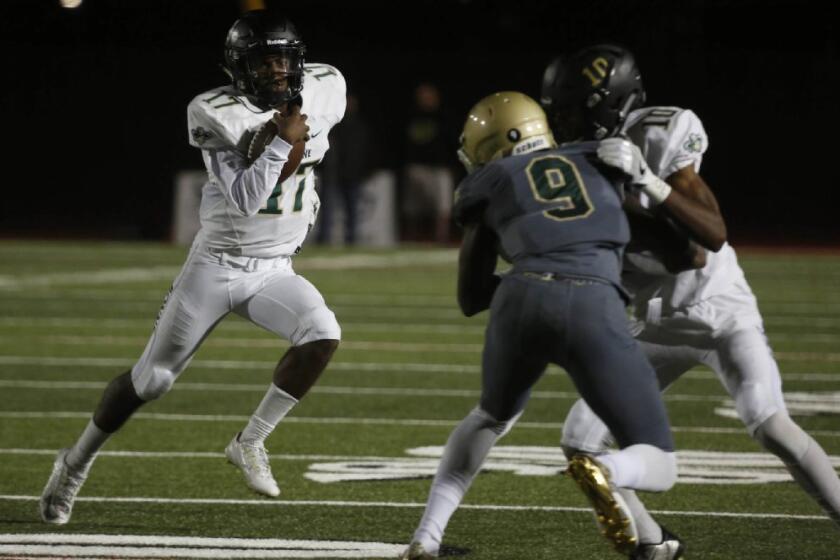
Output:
[225, 433, 280, 497]
[398, 541, 437, 559]
[630, 525, 685, 560]
[40, 448, 89, 525]
[566, 454, 638, 555]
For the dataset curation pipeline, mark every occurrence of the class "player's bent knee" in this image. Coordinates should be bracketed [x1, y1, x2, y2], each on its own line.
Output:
[631, 445, 677, 492]
[754, 412, 811, 464]
[307, 338, 340, 361]
[132, 366, 177, 401]
[658, 450, 678, 491]
[293, 307, 341, 346]
[474, 406, 521, 437]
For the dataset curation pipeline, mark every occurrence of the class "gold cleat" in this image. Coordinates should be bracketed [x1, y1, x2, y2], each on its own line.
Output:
[566, 454, 639, 555]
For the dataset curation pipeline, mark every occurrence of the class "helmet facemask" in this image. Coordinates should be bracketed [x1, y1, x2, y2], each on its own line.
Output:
[244, 47, 305, 108]
[223, 11, 306, 110]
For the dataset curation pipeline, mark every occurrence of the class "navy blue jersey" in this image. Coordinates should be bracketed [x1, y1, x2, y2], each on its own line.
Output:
[453, 142, 629, 288]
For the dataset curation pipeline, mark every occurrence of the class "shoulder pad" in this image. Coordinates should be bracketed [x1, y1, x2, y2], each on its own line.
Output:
[302, 64, 347, 127]
[626, 106, 708, 176]
[187, 87, 269, 150]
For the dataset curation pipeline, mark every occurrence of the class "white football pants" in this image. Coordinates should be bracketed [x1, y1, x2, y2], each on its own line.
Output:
[130, 241, 340, 401]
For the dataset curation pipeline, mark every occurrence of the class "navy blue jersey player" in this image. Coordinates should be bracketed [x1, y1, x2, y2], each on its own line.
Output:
[400, 92, 677, 559]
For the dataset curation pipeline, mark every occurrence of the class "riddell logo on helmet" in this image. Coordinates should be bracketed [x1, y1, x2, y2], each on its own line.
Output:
[266, 39, 291, 45]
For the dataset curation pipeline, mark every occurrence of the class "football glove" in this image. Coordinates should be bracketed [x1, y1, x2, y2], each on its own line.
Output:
[597, 138, 672, 204]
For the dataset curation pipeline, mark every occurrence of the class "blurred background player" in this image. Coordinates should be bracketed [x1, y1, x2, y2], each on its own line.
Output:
[402, 82, 455, 243]
[316, 93, 373, 245]
[40, 10, 346, 524]
[542, 44, 840, 558]
[400, 92, 677, 559]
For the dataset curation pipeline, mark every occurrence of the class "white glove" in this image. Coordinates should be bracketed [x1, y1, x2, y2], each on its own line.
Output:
[597, 138, 672, 204]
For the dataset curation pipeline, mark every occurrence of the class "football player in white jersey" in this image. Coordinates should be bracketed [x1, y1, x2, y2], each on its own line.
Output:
[40, 10, 346, 525]
[541, 44, 840, 558]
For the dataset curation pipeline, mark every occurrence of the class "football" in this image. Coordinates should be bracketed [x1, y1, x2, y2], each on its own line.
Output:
[247, 120, 306, 182]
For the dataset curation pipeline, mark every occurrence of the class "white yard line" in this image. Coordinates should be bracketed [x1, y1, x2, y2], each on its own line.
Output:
[0, 356, 483, 374]
[1, 355, 838, 381]
[8, 335, 484, 354]
[5, 297, 840, 323]
[0, 299, 469, 320]
[0, 448, 418, 462]
[0, 317, 487, 335]
[1, 411, 839, 437]
[0, 495, 831, 522]
[1, 290, 458, 307]
[0, 252, 458, 290]
[0, 378, 738, 403]
[0, 534, 402, 558]
[6, 333, 840, 353]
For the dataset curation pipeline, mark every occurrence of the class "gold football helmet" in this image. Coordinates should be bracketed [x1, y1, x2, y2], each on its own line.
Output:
[457, 91, 556, 173]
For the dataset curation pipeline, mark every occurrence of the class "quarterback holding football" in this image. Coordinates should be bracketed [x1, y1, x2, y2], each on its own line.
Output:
[40, 10, 346, 524]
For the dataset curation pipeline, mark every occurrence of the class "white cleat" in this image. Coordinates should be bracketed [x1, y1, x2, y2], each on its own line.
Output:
[40, 448, 89, 525]
[566, 454, 639, 555]
[225, 433, 280, 497]
[631, 525, 686, 559]
[398, 541, 437, 559]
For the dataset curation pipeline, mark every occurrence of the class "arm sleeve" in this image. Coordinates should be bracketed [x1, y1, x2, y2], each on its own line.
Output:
[202, 136, 292, 217]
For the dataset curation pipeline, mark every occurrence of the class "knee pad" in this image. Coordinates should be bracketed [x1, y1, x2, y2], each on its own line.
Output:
[294, 306, 341, 346]
[131, 365, 177, 401]
[754, 412, 811, 464]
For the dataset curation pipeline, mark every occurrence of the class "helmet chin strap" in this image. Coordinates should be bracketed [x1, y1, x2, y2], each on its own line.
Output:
[617, 92, 641, 125]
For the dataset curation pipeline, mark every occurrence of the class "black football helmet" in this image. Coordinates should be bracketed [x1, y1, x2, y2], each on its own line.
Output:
[541, 44, 645, 142]
[223, 10, 305, 109]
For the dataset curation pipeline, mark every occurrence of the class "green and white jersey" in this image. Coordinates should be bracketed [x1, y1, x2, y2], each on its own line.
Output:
[621, 106, 759, 336]
[186, 63, 346, 257]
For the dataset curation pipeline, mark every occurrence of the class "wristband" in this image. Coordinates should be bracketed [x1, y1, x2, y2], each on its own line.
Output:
[642, 176, 673, 205]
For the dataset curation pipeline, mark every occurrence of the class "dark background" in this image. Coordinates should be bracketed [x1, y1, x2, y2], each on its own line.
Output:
[1, 0, 836, 244]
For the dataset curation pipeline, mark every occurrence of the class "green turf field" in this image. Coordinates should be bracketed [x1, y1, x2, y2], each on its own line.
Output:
[1, 240, 839, 559]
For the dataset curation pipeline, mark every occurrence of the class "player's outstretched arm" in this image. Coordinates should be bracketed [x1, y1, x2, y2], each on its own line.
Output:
[457, 223, 500, 317]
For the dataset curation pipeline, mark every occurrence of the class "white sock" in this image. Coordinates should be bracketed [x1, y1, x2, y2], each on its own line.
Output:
[65, 419, 110, 472]
[785, 437, 840, 527]
[755, 413, 840, 527]
[617, 488, 663, 544]
[239, 384, 298, 445]
[599, 444, 676, 492]
[413, 408, 513, 552]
